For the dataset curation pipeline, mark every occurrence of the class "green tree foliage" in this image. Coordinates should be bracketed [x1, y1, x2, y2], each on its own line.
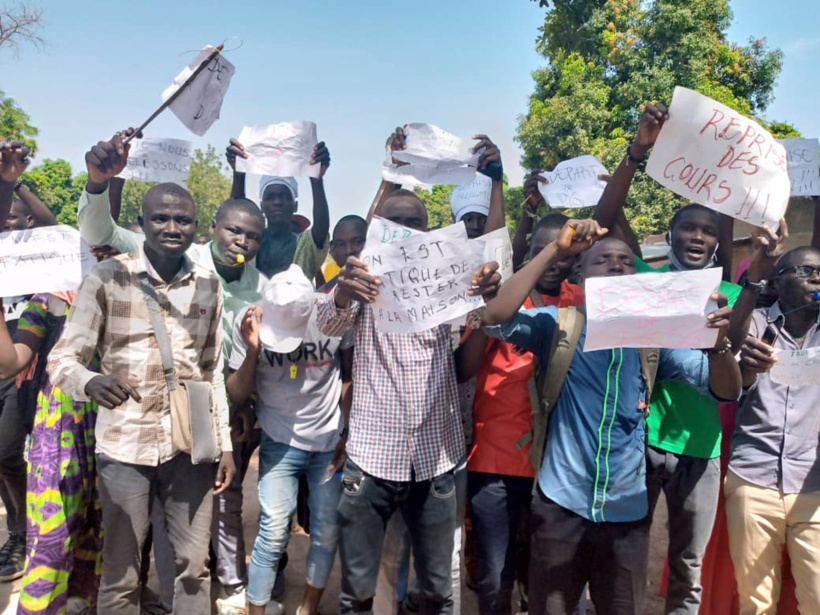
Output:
[104, 145, 232, 232]
[20, 159, 84, 226]
[413, 185, 455, 229]
[0, 90, 38, 152]
[517, 0, 798, 240]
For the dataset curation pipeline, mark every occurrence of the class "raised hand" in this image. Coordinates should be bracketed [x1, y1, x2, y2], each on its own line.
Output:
[385, 127, 408, 166]
[555, 219, 609, 257]
[311, 141, 331, 179]
[85, 128, 140, 192]
[705, 292, 733, 345]
[336, 256, 382, 307]
[473, 134, 502, 177]
[739, 335, 777, 374]
[469, 261, 502, 299]
[632, 102, 669, 157]
[523, 169, 547, 214]
[240, 305, 261, 353]
[748, 217, 788, 282]
[226, 138, 247, 172]
[0, 141, 31, 184]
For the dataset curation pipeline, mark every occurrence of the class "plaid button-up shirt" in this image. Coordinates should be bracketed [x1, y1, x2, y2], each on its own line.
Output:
[317, 291, 465, 482]
[48, 246, 231, 466]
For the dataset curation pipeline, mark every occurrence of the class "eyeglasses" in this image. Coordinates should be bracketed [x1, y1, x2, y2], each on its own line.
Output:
[776, 265, 820, 279]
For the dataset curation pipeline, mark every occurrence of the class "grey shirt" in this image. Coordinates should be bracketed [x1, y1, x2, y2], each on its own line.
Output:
[730, 302, 820, 494]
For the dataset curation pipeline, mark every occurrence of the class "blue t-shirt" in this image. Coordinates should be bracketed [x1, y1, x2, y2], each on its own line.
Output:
[485, 305, 714, 523]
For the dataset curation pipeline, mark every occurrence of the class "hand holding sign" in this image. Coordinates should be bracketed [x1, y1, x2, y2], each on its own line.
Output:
[336, 255, 382, 308]
[646, 87, 789, 229]
[85, 129, 141, 192]
[235, 121, 327, 179]
[383, 123, 481, 186]
[747, 217, 789, 282]
[739, 335, 777, 374]
[0, 141, 31, 184]
[632, 102, 670, 158]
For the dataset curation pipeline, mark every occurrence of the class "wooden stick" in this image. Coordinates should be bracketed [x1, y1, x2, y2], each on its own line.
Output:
[124, 44, 225, 144]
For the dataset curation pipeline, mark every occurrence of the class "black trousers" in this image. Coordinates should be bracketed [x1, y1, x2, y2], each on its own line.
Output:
[528, 489, 649, 615]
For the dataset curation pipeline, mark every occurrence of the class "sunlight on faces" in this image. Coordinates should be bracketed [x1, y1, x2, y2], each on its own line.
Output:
[211, 206, 265, 264]
[140, 186, 198, 258]
[381, 192, 428, 231]
[261, 184, 296, 229]
[578, 237, 637, 284]
[774, 247, 820, 312]
[669, 205, 720, 269]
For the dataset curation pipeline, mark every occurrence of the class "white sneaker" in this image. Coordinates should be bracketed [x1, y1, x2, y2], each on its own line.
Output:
[216, 590, 248, 615]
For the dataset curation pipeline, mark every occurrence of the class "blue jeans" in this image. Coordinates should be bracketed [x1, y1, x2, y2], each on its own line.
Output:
[469, 471, 533, 615]
[338, 459, 457, 614]
[247, 435, 341, 607]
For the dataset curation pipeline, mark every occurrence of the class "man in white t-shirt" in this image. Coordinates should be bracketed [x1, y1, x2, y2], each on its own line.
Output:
[227, 265, 351, 615]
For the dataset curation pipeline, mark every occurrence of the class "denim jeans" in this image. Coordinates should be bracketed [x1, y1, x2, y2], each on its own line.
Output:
[247, 435, 341, 607]
[468, 471, 533, 615]
[376, 461, 468, 613]
[645, 446, 721, 615]
[338, 459, 457, 614]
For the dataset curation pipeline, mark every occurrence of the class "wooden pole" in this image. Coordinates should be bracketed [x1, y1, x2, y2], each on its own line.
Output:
[123, 44, 225, 144]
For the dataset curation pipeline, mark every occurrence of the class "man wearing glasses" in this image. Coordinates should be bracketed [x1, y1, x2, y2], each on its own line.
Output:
[727, 242, 820, 614]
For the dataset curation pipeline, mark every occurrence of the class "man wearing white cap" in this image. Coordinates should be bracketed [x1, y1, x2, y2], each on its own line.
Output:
[226, 139, 331, 279]
[450, 173, 493, 240]
[227, 265, 351, 615]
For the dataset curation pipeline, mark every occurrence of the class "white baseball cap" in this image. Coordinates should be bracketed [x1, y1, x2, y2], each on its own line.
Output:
[259, 265, 315, 353]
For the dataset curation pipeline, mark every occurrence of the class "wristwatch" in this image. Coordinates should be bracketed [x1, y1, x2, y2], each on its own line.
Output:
[742, 277, 768, 294]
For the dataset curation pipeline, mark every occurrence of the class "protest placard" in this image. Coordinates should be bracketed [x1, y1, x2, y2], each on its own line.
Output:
[235, 121, 321, 178]
[770, 347, 820, 387]
[777, 138, 820, 197]
[0, 226, 94, 296]
[646, 87, 790, 228]
[480, 227, 513, 283]
[382, 123, 479, 186]
[162, 46, 235, 136]
[361, 222, 485, 334]
[537, 155, 609, 209]
[118, 138, 192, 185]
[584, 268, 721, 352]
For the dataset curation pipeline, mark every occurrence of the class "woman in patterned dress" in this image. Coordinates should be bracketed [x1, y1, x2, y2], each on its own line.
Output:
[0, 292, 102, 614]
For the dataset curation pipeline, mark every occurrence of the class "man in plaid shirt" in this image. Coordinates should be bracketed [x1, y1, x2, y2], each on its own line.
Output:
[318, 188, 501, 614]
[48, 133, 235, 614]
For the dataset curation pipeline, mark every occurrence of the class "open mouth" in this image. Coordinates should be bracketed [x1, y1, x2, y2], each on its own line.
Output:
[685, 245, 706, 260]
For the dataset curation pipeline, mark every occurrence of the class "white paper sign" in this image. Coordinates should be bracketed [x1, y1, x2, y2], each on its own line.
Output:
[584, 268, 721, 352]
[0, 226, 95, 296]
[777, 138, 820, 197]
[480, 227, 513, 283]
[235, 121, 321, 178]
[382, 123, 479, 186]
[538, 155, 608, 209]
[118, 138, 192, 185]
[770, 347, 820, 386]
[361, 222, 485, 334]
[646, 87, 790, 228]
[162, 46, 235, 137]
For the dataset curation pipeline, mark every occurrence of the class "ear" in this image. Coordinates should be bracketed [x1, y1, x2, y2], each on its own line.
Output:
[665, 231, 672, 245]
[138, 215, 144, 229]
[210, 220, 216, 234]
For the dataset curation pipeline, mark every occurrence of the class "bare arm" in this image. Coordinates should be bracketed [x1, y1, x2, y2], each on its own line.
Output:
[0, 304, 39, 380]
[0, 140, 31, 229]
[513, 171, 546, 270]
[455, 329, 489, 382]
[474, 135, 505, 233]
[226, 306, 261, 406]
[367, 127, 407, 223]
[108, 177, 125, 222]
[15, 184, 57, 227]
[717, 214, 734, 282]
[483, 219, 607, 326]
[226, 138, 247, 199]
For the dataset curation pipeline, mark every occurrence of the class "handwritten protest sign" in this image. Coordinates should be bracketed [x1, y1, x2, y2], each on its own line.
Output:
[118, 138, 192, 185]
[770, 347, 820, 386]
[777, 138, 820, 196]
[480, 227, 513, 283]
[584, 268, 721, 352]
[538, 155, 609, 209]
[235, 121, 321, 178]
[162, 46, 235, 136]
[382, 123, 479, 186]
[0, 226, 94, 296]
[361, 222, 485, 333]
[646, 87, 790, 228]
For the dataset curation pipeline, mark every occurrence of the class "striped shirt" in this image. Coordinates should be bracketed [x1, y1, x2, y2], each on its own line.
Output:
[48, 246, 231, 466]
[317, 291, 466, 482]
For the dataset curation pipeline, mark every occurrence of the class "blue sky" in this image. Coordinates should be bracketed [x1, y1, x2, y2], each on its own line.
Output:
[2, 0, 817, 223]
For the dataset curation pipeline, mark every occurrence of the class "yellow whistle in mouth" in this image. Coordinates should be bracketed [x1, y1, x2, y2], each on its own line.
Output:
[236, 254, 245, 264]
